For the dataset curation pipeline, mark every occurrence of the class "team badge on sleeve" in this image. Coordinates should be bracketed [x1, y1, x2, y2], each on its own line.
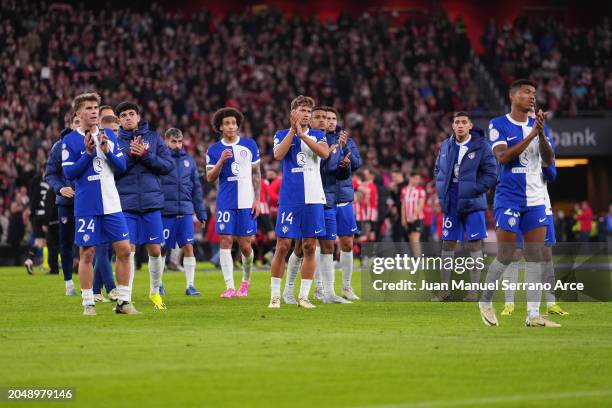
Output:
[489, 128, 499, 142]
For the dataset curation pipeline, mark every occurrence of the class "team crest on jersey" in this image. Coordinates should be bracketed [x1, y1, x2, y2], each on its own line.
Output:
[443, 229, 448, 237]
[231, 162, 240, 175]
[508, 217, 516, 227]
[61, 217, 68, 224]
[62, 149, 69, 161]
[282, 225, 289, 233]
[240, 150, 248, 159]
[184, 160, 190, 167]
[468, 152, 475, 160]
[489, 128, 499, 142]
[296, 152, 307, 166]
[93, 157, 104, 173]
[83, 234, 90, 243]
[219, 224, 225, 231]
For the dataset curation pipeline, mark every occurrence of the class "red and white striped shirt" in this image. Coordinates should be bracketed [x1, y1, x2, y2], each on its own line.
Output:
[400, 184, 426, 222]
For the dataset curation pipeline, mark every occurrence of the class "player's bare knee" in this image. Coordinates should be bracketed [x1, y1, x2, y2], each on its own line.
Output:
[339, 237, 352, 252]
[239, 240, 252, 256]
[114, 242, 131, 262]
[442, 240, 457, 252]
[183, 244, 194, 257]
[80, 247, 95, 263]
[541, 246, 552, 262]
[148, 244, 161, 257]
[275, 239, 291, 256]
[467, 240, 482, 253]
[320, 240, 334, 254]
[219, 235, 233, 250]
[302, 239, 316, 256]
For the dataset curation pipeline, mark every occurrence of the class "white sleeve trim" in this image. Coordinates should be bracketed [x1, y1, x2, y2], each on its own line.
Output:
[116, 152, 124, 157]
[492, 141, 507, 149]
[61, 162, 74, 166]
[252, 159, 261, 165]
[206, 164, 215, 168]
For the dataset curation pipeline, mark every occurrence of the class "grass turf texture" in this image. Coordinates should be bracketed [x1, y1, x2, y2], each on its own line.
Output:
[1, 265, 611, 408]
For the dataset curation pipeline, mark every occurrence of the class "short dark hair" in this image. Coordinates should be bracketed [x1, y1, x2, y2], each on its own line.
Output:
[115, 101, 140, 117]
[290, 95, 315, 110]
[312, 105, 327, 113]
[212, 107, 244, 133]
[510, 79, 536, 93]
[452, 111, 470, 120]
[165, 128, 183, 139]
[325, 106, 340, 118]
[410, 171, 420, 178]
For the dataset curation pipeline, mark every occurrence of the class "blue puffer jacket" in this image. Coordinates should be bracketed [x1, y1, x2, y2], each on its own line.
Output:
[328, 127, 362, 203]
[161, 148, 207, 221]
[44, 128, 75, 207]
[115, 121, 174, 213]
[320, 132, 343, 208]
[434, 128, 497, 215]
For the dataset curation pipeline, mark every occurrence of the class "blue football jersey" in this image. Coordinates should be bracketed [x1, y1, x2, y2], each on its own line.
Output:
[488, 114, 553, 209]
[206, 136, 260, 210]
[61, 127, 125, 217]
[273, 128, 327, 206]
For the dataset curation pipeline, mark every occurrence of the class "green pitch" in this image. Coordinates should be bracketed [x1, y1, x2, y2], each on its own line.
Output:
[1, 265, 611, 408]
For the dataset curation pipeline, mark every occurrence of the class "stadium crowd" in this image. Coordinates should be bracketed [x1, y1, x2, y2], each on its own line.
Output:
[481, 15, 612, 115]
[0, 1, 609, 265]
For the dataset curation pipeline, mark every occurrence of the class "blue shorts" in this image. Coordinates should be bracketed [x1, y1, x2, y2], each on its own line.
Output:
[320, 207, 338, 241]
[162, 215, 195, 250]
[495, 205, 550, 235]
[215, 208, 257, 236]
[442, 210, 487, 242]
[75, 212, 129, 247]
[516, 214, 556, 248]
[124, 210, 164, 245]
[275, 204, 325, 239]
[336, 202, 359, 236]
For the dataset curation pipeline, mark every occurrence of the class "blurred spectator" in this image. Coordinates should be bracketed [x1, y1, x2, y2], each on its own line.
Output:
[482, 16, 611, 115]
[576, 201, 594, 242]
[606, 204, 612, 243]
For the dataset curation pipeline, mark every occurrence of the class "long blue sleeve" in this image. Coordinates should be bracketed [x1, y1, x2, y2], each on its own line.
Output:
[106, 150, 127, 173]
[140, 134, 174, 175]
[542, 163, 557, 183]
[63, 152, 94, 180]
[191, 163, 207, 221]
[44, 142, 66, 194]
[474, 142, 498, 194]
[322, 145, 341, 174]
[346, 138, 362, 171]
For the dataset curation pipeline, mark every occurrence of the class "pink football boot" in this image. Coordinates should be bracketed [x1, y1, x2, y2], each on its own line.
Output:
[235, 281, 250, 297]
[220, 288, 236, 298]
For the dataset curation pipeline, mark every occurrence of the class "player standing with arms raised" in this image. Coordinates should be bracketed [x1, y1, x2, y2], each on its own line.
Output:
[479, 79, 559, 327]
[61, 93, 137, 315]
[206, 108, 260, 298]
[269, 96, 329, 309]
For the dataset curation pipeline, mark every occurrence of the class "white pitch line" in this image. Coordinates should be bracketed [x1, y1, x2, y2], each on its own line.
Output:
[360, 389, 612, 408]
